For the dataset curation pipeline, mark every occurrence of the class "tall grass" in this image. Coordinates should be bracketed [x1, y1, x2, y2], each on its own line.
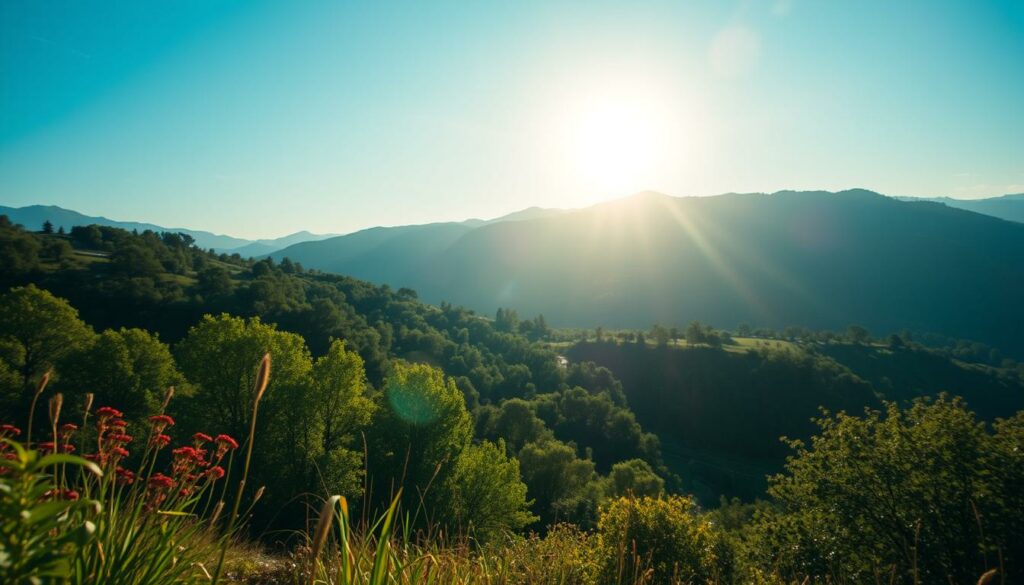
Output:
[1, 355, 269, 584]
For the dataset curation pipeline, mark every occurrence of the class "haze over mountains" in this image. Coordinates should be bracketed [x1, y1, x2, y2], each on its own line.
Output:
[5, 191, 1023, 355]
[264, 190, 1024, 355]
[0, 204, 335, 253]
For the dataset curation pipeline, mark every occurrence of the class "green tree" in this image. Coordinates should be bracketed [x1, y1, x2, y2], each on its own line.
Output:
[445, 440, 537, 542]
[483, 398, 551, 453]
[495, 308, 519, 333]
[518, 439, 598, 526]
[368, 362, 472, 514]
[0, 285, 94, 397]
[59, 328, 186, 423]
[605, 459, 665, 497]
[41, 220, 53, 234]
[176, 314, 315, 516]
[846, 324, 870, 344]
[597, 495, 725, 584]
[651, 325, 670, 347]
[310, 339, 375, 498]
[196, 266, 233, 299]
[685, 321, 707, 345]
[0, 221, 41, 276]
[750, 397, 1016, 584]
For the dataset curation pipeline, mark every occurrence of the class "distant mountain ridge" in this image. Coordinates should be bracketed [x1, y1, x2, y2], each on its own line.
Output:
[0, 204, 335, 253]
[269, 189, 1024, 356]
[897, 193, 1024, 224]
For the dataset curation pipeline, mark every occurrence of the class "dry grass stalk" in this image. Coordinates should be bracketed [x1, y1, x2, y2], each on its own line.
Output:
[308, 495, 344, 585]
[26, 369, 51, 445]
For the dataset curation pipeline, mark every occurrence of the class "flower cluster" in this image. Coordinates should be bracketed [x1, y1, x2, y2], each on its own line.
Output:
[21, 404, 241, 514]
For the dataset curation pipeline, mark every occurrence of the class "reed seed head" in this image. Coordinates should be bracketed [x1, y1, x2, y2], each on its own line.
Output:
[254, 353, 271, 404]
[49, 393, 63, 426]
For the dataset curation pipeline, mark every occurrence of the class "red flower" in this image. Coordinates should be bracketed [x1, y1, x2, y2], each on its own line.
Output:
[107, 433, 133, 444]
[1, 424, 23, 437]
[192, 432, 213, 444]
[60, 423, 78, 432]
[173, 446, 199, 459]
[96, 407, 124, 419]
[110, 446, 129, 458]
[109, 419, 128, 428]
[214, 434, 239, 460]
[148, 414, 175, 429]
[38, 441, 56, 452]
[151, 434, 171, 448]
[215, 434, 239, 449]
[59, 444, 75, 453]
[116, 467, 135, 485]
[41, 489, 79, 501]
[178, 488, 192, 497]
[206, 466, 225, 480]
[149, 473, 174, 490]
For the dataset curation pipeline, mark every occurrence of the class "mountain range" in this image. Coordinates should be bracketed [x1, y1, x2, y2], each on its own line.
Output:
[897, 193, 1024, 224]
[265, 190, 1024, 355]
[4, 192, 1023, 355]
[0, 204, 335, 253]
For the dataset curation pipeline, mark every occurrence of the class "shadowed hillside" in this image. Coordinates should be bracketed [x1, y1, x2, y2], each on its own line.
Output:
[271, 190, 1024, 356]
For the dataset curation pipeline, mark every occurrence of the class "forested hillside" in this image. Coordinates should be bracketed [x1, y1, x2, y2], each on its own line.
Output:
[3, 215, 1024, 583]
[0, 217, 672, 533]
[270, 189, 1024, 357]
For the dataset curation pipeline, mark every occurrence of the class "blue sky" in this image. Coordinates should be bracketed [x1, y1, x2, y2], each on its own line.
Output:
[1, 1, 1022, 238]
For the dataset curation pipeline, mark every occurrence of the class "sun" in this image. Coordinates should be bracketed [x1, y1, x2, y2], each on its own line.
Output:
[566, 93, 676, 195]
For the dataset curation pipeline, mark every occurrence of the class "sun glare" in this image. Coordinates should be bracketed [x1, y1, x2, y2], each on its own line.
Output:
[562, 90, 686, 197]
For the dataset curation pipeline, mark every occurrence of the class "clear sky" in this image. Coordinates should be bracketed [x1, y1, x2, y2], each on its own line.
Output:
[1, 1, 1022, 239]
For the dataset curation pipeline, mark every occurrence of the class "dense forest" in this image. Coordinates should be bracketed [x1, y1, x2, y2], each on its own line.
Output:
[2, 216, 1023, 583]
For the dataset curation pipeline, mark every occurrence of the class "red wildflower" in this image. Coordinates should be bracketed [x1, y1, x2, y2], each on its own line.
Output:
[109, 419, 128, 428]
[149, 473, 174, 490]
[59, 444, 75, 453]
[106, 433, 133, 444]
[192, 432, 213, 444]
[96, 407, 124, 419]
[173, 446, 199, 459]
[151, 434, 171, 448]
[116, 467, 135, 485]
[178, 488, 191, 497]
[148, 415, 175, 431]
[38, 441, 56, 452]
[1, 424, 22, 437]
[110, 446, 129, 458]
[41, 489, 79, 501]
[214, 434, 239, 460]
[215, 434, 239, 449]
[206, 466, 225, 480]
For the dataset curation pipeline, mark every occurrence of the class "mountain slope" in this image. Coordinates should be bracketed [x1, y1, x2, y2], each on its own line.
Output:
[0, 204, 331, 252]
[271, 190, 1024, 356]
[898, 194, 1024, 223]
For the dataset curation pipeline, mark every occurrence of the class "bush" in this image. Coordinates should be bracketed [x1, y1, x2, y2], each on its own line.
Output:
[596, 495, 728, 584]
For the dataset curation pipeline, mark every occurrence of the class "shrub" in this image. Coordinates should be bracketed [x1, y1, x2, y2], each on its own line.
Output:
[596, 495, 727, 584]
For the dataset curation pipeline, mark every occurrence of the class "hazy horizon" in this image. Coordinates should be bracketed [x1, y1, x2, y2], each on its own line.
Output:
[5, 188, 1022, 241]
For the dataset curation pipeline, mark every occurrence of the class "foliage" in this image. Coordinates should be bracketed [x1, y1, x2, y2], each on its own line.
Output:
[445, 440, 537, 543]
[596, 495, 727, 585]
[0, 439, 101, 582]
[743, 397, 1024, 584]
[0, 285, 95, 414]
[58, 328, 187, 425]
